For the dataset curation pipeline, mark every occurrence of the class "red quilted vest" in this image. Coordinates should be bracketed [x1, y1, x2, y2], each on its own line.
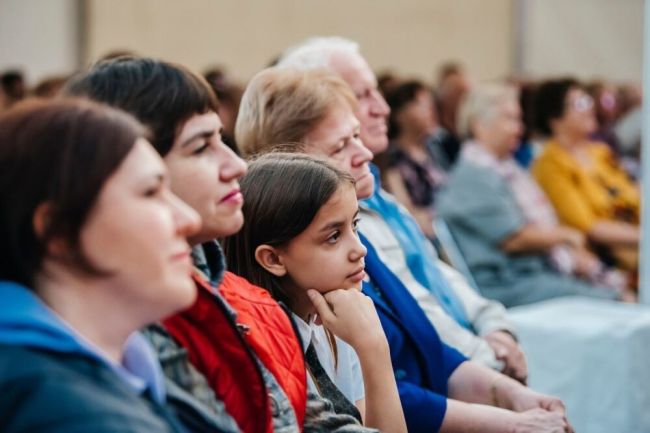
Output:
[163, 271, 307, 433]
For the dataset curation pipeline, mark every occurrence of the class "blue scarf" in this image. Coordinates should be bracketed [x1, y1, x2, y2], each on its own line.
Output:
[362, 164, 472, 329]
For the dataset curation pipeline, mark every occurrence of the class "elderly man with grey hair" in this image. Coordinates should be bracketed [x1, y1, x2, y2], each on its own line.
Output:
[277, 36, 527, 382]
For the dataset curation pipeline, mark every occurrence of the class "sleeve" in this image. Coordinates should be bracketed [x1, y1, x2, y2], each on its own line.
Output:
[532, 153, 599, 232]
[442, 166, 527, 245]
[442, 342, 468, 380]
[397, 380, 449, 433]
[436, 259, 515, 337]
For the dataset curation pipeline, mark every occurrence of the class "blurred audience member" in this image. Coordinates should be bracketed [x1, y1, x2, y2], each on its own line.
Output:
[32, 74, 70, 98]
[434, 62, 470, 165]
[586, 81, 620, 153]
[613, 82, 643, 178]
[438, 84, 625, 307]
[532, 78, 640, 272]
[1, 70, 26, 107]
[384, 80, 446, 239]
[204, 67, 244, 153]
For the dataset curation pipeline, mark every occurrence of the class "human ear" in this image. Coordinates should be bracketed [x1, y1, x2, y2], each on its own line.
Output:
[33, 202, 67, 256]
[254, 244, 287, 277]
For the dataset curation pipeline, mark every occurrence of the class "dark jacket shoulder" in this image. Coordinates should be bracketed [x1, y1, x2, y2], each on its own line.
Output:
[0, 345, 182, 433]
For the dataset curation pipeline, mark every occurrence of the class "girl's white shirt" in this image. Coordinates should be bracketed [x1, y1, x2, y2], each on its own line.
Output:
[292, 313, 365, 404]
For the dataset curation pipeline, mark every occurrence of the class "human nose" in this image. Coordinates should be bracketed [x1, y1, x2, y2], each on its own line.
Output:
[351, 138, 374, 166]
[219, 144, 248, 182]
[168, 191, 202, 238]
[370, 89, 390, 116]
[349, 234, 367, 262]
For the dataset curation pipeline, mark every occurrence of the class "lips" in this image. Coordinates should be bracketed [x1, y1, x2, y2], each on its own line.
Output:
[171, 248, 192, 265]
[220, 188, 243, 204]
[347, 266, 366, 283]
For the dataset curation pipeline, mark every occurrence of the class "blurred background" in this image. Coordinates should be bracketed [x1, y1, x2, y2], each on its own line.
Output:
[0, 0, 643, 87]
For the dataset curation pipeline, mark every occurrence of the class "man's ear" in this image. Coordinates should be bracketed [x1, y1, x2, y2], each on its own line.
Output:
[255, 244, 287, 277]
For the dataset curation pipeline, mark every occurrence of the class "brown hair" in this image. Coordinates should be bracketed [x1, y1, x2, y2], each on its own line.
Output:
[0, 98, 146, 288]
[235, 67, 356, 156]
[65, 56, 218, 157]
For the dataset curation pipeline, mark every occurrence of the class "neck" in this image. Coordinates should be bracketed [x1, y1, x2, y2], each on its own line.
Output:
[35, 262, 140, 363]
[554, 129, 588, 150]
[290, 290, 317, 322]
[476, 138, 508, 160]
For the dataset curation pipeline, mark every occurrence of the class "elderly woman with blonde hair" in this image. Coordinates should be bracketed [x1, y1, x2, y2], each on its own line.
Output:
[437, 83, 630, 307]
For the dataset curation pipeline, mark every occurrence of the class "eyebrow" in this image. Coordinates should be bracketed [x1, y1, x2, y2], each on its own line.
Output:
[319, 209, 360, 232]
[179, 129, 216, 148]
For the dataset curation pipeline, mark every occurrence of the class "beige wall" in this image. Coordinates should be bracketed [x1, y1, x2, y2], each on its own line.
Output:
[0, 0, 80, 84]
[85, 0, 514, 84]
[518, 0, 644, 82]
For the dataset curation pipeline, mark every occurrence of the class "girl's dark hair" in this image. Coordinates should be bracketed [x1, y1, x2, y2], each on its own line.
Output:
[533, 77, 581, 136]
[0, 98, 146, 288]
[64, 56, 219, 156]
[385, 80, 431, 139]
[222, 152, 354, 306]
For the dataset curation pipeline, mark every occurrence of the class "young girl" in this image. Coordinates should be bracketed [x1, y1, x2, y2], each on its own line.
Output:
[223, 152, 406, 433]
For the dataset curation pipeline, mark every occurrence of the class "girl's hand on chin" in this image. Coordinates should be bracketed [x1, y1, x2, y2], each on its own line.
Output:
[307, 289, 387, 351]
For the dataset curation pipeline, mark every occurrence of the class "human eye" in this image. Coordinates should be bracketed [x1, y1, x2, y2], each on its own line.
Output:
[352, 218, 361, 233]
[331, 142, 347, 155]
[192, 141, 210, 155]
[143, 182, 164, 198]
[326, 231, 341, 244]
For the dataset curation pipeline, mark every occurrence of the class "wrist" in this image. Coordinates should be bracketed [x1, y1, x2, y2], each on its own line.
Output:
[492, 375, 520, 410]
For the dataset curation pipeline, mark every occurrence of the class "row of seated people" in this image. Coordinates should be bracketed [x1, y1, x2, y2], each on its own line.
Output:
[377, 72, 640, 306]
[2, 37, 591, 433]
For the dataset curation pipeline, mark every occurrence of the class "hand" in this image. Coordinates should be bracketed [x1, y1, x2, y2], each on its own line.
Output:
[484, 331, 528, 384]
[506, 386, 567, 416]
[513, 408, 574, 433]
[307, 288, 387, 351]
[570, 246, 602, 278]
[558, 227, 585, 249]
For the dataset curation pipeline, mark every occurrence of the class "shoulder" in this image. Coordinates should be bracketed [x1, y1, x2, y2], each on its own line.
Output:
[533, 141, 573, 172]
[220, 271, 280, 306]
[0, 347, 167, 433]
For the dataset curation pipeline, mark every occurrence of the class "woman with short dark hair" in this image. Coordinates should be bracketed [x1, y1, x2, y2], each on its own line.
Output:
[0, 98, 201, 433]
[532, 78, 640, 272]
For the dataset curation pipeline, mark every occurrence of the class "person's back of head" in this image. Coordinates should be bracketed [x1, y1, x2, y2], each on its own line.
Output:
[65, 56, 218, 156]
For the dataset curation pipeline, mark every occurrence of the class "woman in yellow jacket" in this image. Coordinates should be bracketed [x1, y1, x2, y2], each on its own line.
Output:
[532, 78, 639, 271]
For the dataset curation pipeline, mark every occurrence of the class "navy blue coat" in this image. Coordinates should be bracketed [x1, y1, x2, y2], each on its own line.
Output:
[360, 233, 466, 433]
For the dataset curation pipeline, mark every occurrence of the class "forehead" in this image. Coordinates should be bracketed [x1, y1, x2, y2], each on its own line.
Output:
[306, 104, 358, 143]
[331, 53, 376, 92]
[108, 138, 165, 186]
[176, 111, 222, 141]
[311, 183, 358, 224]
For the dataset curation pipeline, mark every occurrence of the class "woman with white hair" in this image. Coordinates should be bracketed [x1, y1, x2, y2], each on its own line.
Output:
[437, 84, 629, 307]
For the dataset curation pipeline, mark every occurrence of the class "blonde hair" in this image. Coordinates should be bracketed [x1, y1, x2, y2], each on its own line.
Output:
[235, 67, 357, 156]
[457, 83, 518, 140]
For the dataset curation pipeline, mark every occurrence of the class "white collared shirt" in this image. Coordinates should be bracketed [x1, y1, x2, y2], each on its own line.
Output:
[292, 313, 364, 404]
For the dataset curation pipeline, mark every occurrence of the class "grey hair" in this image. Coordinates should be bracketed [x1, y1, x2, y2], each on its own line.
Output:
[456, 83, 519, 140]
[277, 36, 361, 71]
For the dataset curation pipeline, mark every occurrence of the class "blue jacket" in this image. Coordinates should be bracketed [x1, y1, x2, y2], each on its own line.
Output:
[0, 280, 186, 433]
[360, 234, 467, 433]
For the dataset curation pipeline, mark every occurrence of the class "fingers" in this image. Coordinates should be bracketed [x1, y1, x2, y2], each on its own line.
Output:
[307, 289, 337, 325]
